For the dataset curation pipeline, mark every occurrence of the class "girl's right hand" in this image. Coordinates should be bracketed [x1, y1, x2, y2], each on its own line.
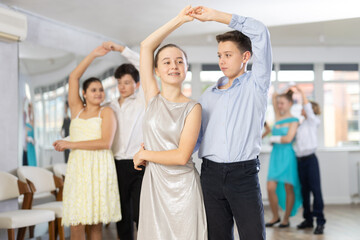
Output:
[90, 46, 110, 58]
[177, 5, 195, 23]
[102, 41, 124, 52]
[191, 6, 216, 22]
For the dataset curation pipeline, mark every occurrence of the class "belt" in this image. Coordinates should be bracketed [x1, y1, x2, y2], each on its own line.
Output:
[297, 153, 315, 161]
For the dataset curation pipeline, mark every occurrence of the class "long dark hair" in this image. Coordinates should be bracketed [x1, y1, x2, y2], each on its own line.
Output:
[82, 77, 102, 104]
[279, 89, 294, 103]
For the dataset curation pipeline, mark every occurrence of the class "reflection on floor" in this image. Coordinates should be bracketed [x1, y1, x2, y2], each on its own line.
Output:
[61, 204, 360, 240]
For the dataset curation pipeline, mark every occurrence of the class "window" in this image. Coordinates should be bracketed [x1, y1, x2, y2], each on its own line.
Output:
[324, 83, 360, 147]
[323, 64, 358, 81]
[278, 64, 314, 82]
[323, 64, 359, 147]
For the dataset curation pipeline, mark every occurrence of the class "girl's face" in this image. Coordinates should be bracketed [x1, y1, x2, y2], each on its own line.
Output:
[83, 81, 105, 105]
[277, 96, 292, 115]
[155, 47, 188, 86]
[117, 74, 137, 99]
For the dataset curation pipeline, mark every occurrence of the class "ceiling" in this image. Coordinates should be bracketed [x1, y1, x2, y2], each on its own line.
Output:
[1, 0, 360, 85]
[2, 0, 360, 47]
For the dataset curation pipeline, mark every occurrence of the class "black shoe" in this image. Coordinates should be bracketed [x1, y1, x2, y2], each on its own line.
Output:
[314, 225, 324, 235]
[278, 222, 290, 228]
[297, 220, 314, 229]
[265, 218, 280, 227]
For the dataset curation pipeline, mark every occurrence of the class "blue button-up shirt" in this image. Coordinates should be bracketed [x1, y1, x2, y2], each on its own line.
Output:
[196, 14, 272, 163]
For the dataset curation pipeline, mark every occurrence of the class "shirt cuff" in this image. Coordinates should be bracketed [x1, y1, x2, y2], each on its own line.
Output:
[122, 46, 133, 57]
[229, 14, 246, 31]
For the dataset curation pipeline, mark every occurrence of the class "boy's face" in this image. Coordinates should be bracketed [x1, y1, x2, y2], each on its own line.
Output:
[117, 74, 137, 99]
[217, 41, 248, 81]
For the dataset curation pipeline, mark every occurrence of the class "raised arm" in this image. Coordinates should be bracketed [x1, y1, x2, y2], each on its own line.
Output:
[295, 85, 309, 105]
[272, 91, 280, 119]
[103, 41, 140, 70]
[262, 122, 271, 139]
[295, 85, 318, 123]
[68, 46, 110, 117]
[53, 107, 117, 151]
[133, 104, 201, 169]
[192, 7, 272, 94]
[140, 6, 194, 104]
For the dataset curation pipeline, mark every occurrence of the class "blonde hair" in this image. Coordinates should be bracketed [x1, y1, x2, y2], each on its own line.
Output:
[310, 101, 321, 115]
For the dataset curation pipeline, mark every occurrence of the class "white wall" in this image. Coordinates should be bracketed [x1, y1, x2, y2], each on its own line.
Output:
[0, 40, 20, 240]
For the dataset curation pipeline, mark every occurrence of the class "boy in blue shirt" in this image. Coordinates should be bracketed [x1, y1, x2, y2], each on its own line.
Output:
[192, 6, 272, 240]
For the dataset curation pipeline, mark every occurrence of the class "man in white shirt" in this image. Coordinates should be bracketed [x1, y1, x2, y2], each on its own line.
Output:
[103, 42, 144, 240]
[294, 85, 325, 235]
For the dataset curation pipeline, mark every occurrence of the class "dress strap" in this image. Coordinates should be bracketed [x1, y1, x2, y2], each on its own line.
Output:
[75, 108, 85, 119]
[98, 107, 105, 118]
[275, 117, 299, 125]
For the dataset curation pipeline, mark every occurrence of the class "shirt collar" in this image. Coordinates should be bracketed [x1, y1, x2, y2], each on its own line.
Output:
[212, 72, 247, 91]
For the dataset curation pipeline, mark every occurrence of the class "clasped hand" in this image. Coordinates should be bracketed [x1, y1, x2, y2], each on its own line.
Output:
[179, 5, 216, 22]
[53, 140, 71, 152]
[133, 143, 147, 170]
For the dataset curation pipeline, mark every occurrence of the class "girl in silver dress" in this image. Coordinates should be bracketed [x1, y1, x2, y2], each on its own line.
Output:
[133, 6, 207, 240]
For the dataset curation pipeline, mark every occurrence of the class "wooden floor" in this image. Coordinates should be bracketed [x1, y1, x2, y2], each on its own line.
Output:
[61, 204, 360, 240]
[262, 204, 360, 240]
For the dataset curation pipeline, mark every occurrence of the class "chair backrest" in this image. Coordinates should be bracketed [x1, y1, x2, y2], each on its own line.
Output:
[0, 172, 20, 201]
[17, 166, 56, 194]
[52, 163, 67, 178]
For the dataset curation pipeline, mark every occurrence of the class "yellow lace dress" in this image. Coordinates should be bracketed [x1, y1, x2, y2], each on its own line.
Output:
[62, 108, 121, 226]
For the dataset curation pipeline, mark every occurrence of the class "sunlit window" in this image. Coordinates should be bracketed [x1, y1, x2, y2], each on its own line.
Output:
[323, 64, 359, 81]
[278, 64, 314, 82]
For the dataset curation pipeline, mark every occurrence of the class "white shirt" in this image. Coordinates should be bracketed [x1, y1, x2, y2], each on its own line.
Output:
[294, 103, 320, 157]
[108, 47, 145, 160]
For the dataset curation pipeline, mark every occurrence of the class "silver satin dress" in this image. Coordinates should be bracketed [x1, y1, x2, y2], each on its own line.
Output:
[137, 94, 208, 240]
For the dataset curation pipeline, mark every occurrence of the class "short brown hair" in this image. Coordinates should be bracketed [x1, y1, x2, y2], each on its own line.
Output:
[216, 30, 252, 55]
[310, 101, 321, 115]
[114, 64, 139, 83]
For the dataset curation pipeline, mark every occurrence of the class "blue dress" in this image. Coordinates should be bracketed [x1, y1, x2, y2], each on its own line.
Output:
[26, 123, 37, 166]
[268, 117, 302, 216]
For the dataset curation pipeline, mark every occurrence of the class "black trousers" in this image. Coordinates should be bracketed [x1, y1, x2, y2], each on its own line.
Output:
[64, 149, 70, 163]
[22, 150, 28, 166]
[201, 158, 265, 240]
[297, 153, 326, 225]
[115, 159, 145, 240]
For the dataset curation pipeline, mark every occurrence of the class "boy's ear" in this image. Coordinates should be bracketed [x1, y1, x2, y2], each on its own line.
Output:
[136, 81, 140, 88]
[242, 51, 251, 63]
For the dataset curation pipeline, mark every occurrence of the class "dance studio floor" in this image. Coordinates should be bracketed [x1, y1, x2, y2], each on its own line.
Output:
[61, 204, 360, 240]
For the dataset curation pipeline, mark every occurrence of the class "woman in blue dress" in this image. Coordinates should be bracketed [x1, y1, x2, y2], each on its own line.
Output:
[266, 89, 302, 228]
[26, 103, 37, 166]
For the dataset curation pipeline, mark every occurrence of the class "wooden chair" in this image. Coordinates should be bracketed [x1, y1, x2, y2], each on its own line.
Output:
[17, 166, 65, 240]
[52, 163, 67, 181]
[0, 171, 55, 240]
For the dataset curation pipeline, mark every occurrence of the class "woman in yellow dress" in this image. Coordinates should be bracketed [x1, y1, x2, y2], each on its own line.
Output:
[53, 45, 121, 239]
